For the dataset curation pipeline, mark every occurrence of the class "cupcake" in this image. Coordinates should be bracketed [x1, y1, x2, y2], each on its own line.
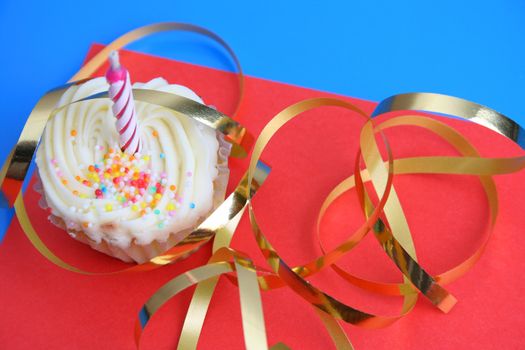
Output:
[35, 55, 230, 263]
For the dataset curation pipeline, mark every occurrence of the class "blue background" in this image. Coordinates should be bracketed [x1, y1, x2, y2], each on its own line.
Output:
[1, 0, 524, 239]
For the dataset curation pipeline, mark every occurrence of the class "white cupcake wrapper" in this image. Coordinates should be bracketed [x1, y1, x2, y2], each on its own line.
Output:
[36, 132, 232, 264]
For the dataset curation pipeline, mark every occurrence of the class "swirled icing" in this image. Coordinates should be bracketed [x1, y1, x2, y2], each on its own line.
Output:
[35, 77, 221, 248]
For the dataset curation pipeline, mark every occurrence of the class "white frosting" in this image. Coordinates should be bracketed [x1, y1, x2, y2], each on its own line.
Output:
[35, 77, 220, 247]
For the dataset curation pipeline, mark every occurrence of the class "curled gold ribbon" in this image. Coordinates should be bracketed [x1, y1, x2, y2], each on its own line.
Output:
[4, 22, 525, 350]
[134, 93, 525, 350]
[317, 115, 513, 297]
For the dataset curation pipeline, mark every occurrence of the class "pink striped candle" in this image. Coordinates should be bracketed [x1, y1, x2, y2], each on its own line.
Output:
[106, 51, 142, 154]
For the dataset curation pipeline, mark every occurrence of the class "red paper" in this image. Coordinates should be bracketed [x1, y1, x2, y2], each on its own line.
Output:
[1, 44, 524, 349]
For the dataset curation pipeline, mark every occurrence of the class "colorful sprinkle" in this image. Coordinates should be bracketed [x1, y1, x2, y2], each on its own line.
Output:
[58, 148, 188, 220]
[189, 202, 195, 209]
[70, 129, 77, 137]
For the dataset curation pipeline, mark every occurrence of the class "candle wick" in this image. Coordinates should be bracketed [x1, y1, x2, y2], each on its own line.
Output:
[109, 51, 121, 70]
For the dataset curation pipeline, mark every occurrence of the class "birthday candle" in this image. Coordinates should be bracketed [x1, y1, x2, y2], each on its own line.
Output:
[106, 51, 142, 154]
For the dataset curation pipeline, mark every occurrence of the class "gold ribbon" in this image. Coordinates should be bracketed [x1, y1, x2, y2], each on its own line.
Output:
[3, 22, 525, 350]
[134, 95, 525, 349]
